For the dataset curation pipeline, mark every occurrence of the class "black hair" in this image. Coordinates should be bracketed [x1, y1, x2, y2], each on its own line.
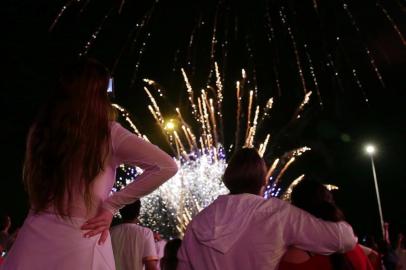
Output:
[120, 200, 141, 221]
[291, 179, 354, 270]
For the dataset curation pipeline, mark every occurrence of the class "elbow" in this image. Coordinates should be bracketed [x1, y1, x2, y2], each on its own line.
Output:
[163, 158, 179, 178]
[342, 236, 357, 252]
[339, 222, 358, 252]
[167, 164, 179, 178]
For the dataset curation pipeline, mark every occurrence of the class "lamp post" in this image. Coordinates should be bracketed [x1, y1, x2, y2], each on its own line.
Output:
[365, 144, 384, 238]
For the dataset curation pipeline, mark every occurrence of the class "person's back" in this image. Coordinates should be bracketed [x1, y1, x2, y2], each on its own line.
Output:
[177, 149, 357, 270]
[111, 223, 158, 270]
[110, 200, 158, 270]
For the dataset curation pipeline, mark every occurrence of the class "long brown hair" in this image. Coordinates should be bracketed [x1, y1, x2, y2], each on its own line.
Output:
[23, 58, 111, 216]
[291, 179, 354, 270]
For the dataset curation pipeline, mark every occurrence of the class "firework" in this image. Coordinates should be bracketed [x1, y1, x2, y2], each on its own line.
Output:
[113, 65, 312, 238]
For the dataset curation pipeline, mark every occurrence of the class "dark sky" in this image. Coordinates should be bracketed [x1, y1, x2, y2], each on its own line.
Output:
[2, 0, 406, 239]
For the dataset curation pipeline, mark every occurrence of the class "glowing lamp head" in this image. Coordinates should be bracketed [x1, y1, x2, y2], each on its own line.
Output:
[365, 144, 376, 155]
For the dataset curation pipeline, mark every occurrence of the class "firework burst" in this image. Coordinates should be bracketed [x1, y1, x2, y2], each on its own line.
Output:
[113, 63, 311, 238]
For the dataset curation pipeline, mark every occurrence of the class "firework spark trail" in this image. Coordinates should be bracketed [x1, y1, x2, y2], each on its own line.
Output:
[312, 0, 319, 14]
[144, 87, 164, 124]
[342, 2, 386, 88]
[175, 108, 198, 149]
[266, 158, 280, 182]
[291, 91, 312, 120]
[206, 2, 221, 85]
[261, 98, 274, 122]
[234, 81, 242, 148]
[245, 90, 254, 141]
[187, 18, 198, 69]
[49, 0, 76, 32]
[279, 7, 307, 94]
[220, 8, 230, 83]
[274, 157, 295, 185]
[78, 0, 92, 13]
[79, 8, 114, 57]
[181, 68, 198, 119]
[197, 98, 209, 148]
[265, 3, 282, 97]
[291, 147, 312, 157]
[126, 3, 157, 85]
[304, 44, 323, 107]
[200, 90, 214, 148]
[352, 68, 369, 103]
[214, 62, 224, 139]
[245, 106, 260, 148]
[181, 125, 194, 151]
[112, 4, 157, 74]
[281, 174, 305, 201]
[174, 131, 188, 160]
[258, 134, 271, 157]
[208, 99, 219, 147]
[326, 53, 345, 93]
[112, 104, 144, 137]
[118, 0, 126, 14]
[376, 1, 406, 47]
[130, 32, 151, 86]
[244, 35, 259, 94]
[144, 89, 178, 155]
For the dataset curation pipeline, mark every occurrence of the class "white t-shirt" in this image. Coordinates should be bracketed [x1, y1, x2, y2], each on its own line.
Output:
[155, 239, 167, 270]
[111, 223, 158, 270]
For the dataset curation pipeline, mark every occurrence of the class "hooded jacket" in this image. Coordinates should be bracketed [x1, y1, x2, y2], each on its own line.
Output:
[177, 194, 357, 270]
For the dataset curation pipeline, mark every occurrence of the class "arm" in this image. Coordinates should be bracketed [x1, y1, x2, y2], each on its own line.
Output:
[103, 122, 178, 214]
[282, 203, 357, 254]
[81, 123, 178, 243]
[144, 260, 158, 270]
[143, 229, 159, 270]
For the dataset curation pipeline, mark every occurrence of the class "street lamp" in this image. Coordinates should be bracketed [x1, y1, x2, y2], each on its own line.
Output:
[364, 144, 384, 238]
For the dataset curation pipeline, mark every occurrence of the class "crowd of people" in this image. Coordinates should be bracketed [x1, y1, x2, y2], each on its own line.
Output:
[0, 59, 404, 270]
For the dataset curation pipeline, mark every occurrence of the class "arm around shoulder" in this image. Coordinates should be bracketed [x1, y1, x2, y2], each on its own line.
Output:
[283, 203, 357, 254]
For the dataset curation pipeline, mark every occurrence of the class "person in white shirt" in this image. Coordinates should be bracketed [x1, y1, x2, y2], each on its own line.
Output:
[177, 148, 358, 270]
[154, 231, 167, 270]
[111, 200, 158, 270]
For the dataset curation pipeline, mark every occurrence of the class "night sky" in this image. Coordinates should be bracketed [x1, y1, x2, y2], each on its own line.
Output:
[2, 0, 406, 240]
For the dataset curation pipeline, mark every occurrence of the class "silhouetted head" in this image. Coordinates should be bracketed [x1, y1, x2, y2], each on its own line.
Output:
[120, 200, 142, 222]
[291, 179, 344, 222]
[223, 148, 267, 195]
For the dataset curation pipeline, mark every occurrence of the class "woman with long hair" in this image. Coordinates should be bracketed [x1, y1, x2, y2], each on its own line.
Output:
[1, 58, 178, 270]
[278, 179, 373, 270]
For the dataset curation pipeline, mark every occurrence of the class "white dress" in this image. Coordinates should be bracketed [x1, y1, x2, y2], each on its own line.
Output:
[1, 122, 178, 270]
